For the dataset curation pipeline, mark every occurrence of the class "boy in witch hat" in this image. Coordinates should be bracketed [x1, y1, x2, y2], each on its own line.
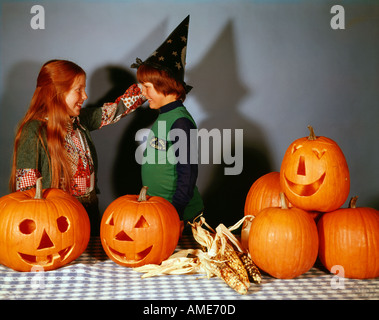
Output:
[131, 16, 204, 232]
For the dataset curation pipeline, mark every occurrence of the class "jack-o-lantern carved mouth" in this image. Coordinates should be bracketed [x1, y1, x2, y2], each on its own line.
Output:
[285, 172, 326, 197]
[18, 246, 73, 266]
[106, 244, 153, 263]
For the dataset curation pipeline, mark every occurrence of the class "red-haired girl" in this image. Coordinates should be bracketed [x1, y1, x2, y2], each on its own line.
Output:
[9, 59, 145, 234]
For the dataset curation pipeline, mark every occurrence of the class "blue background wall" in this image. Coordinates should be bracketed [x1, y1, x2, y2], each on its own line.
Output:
[1, 0, 378, 227]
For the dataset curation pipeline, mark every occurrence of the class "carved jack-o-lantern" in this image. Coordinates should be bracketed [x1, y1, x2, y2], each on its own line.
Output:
[100, 186, 180, 267]
[0, 178, 90, 272]
[280, 126, 350, 212]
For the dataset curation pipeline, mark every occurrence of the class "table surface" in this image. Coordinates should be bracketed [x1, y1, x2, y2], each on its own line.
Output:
[0, 236, 378, 300]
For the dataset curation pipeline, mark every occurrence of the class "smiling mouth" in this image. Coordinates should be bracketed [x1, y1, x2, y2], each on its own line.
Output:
[106, 244, 153, 263]
[18, 246, 73, 266]
[285, 172, 326, 196]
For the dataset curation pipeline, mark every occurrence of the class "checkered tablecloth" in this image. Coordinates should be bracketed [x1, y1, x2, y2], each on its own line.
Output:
[0, 236, 378, 300]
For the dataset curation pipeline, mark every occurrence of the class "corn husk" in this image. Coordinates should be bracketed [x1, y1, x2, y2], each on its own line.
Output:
[134, 214, 260, 294]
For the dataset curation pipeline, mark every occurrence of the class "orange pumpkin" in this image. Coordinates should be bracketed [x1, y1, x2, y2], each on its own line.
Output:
[100, 186, 180, 267]
[249, 193, 319, 279]
[242, 172, 288, 249]
[244, 172, 290, 216]
[280, 125, 350, 212]
[318, 196, 379, 279]
[308, 211, 323, 223]
[0, 178, 90, 272]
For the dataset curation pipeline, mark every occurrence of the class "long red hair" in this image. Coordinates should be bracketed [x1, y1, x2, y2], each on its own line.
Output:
[9, 60, 86, 192]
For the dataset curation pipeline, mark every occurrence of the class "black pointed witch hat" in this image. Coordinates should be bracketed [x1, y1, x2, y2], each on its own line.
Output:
[131, 15, 192, 93]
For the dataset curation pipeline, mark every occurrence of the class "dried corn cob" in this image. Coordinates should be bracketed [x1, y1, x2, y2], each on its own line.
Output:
[204, 259, 248, 295]
[219, 262, 248, 295]
[220, 243, 250, 289]
[238, 252, 262, 284]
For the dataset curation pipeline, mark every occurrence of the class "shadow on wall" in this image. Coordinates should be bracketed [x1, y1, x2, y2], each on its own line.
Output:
[187, 21, 273, 228]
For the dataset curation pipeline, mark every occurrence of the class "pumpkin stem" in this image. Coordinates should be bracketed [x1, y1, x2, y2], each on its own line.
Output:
[34, 177, 44, 200]
[279, 192, 288, 210]
[349, 196, 358, 209]
[138, 186, 149, 202]
[307, 125, 317, 141]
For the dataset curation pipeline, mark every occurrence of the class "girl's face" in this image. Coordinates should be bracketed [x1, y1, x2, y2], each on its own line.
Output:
[140, 82, 177, 109]
[65, 75, 88, 117]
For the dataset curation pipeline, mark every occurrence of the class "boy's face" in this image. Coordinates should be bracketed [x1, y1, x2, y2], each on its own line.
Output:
[140, 82, 177, 109]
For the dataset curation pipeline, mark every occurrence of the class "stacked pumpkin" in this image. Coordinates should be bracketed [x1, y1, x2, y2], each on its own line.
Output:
[245, 126, 379, 280]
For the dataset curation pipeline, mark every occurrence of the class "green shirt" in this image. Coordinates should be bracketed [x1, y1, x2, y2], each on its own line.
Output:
[141, 102, 203, 221]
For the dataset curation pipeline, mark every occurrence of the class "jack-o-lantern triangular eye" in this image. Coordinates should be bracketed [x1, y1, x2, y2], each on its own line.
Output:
[105, 214, 114, 226]
[135, 215, 149, 228]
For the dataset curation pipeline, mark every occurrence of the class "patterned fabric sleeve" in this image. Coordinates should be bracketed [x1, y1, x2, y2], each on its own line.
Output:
[99, 84, 146, 129]
[15, 168, 42, 191]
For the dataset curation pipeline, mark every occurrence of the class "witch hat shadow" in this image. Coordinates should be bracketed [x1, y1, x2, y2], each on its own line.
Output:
[186, 21, 273, 227]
